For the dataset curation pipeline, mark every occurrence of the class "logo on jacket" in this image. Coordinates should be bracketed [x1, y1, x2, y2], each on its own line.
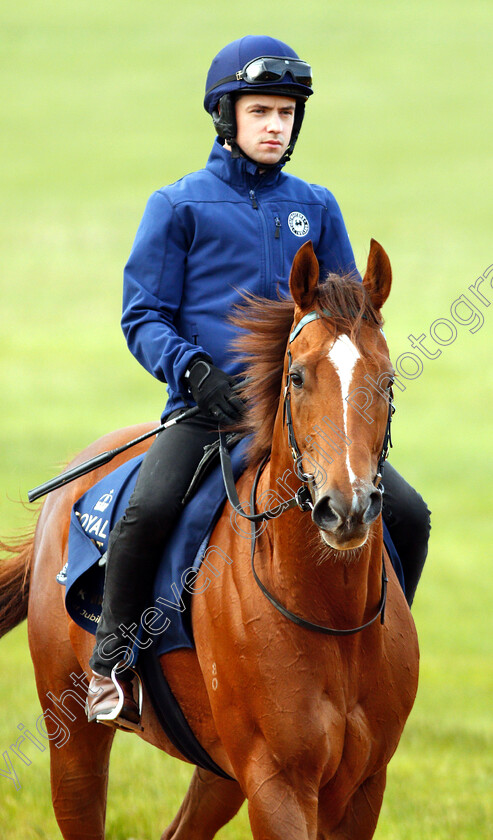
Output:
[288, 212, 309, 237]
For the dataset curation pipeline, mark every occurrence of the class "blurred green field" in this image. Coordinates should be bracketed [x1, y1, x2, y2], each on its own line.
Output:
[1, 1, 492, 837]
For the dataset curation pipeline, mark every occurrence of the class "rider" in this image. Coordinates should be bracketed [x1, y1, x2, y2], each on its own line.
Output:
[86, 35, 430, 728]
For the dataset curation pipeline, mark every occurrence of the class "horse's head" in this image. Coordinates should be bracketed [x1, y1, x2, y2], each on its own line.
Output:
[286, 240, 393, 551]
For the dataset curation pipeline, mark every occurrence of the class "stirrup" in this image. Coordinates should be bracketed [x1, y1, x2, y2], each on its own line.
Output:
[95, 662, 144, 732]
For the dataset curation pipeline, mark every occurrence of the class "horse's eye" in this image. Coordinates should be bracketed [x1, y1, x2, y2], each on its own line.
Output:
[383, 376, 394, 395]
[290, 371, 304, 389]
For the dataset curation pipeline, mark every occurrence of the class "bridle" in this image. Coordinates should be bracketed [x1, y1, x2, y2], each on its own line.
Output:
[283, 310, 395, 504]
[281, 348, 318, 513]
[219, 310, 395, 636]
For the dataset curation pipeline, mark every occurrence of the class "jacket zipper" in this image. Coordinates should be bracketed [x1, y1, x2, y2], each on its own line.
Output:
[249, 189, 280, 297]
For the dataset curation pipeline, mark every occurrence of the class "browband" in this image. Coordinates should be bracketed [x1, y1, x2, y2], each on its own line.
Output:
[289, 310, 328, 343]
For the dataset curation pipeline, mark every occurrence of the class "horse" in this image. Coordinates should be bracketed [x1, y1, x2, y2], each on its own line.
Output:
[0, 239, 419, 840]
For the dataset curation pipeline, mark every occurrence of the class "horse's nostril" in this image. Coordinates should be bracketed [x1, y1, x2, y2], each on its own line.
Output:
[363, 490, 383, 524]
[312, 496, 340, 530]
[312, 491, 351, 530]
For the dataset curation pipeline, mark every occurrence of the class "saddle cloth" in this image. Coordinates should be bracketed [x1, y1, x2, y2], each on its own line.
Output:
[62, 436, 250, 651]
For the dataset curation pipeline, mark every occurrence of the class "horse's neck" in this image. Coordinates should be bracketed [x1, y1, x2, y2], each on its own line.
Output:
[260, 460, 384, 631]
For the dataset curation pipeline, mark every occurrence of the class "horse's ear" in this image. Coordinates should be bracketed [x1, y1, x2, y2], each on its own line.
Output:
[363, 239, 392, 311]
[289, 241, 319, 310]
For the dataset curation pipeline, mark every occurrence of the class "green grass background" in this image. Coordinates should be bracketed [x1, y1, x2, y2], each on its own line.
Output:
[1, 1, 492, 837]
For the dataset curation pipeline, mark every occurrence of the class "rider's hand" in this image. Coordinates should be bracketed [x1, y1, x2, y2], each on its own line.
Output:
[185, 358, 244, 424]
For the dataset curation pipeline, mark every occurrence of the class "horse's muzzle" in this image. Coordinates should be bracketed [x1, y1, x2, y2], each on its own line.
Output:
[311, 485, 383, 549]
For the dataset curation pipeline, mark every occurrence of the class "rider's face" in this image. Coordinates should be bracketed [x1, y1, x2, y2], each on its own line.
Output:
[227, 94, 296, 166]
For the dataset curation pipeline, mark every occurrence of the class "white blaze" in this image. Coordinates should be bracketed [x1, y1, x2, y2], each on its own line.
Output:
[327, 334, 360, 490]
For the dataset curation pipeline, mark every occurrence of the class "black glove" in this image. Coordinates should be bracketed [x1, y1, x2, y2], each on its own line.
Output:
[185, 358, 244, 424]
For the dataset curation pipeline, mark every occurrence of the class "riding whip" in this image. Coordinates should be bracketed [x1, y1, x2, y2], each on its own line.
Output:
[28, 381, 246, 503]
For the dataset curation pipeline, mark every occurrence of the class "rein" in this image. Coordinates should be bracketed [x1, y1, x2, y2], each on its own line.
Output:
[248, 456, 388, 635]
[219, 309, 394, 636]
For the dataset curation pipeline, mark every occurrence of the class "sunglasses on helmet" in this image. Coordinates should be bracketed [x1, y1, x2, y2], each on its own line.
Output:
[207, 56, 313, 94]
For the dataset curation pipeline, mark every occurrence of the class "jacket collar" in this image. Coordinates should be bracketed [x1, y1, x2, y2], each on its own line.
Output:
[205, 137, 284, 189]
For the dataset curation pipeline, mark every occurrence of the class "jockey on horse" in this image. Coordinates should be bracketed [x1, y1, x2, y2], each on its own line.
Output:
[86, 34, 430, 729]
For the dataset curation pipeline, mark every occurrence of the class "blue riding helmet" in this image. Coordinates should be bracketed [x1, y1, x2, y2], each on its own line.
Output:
[204, 35, 314, 165]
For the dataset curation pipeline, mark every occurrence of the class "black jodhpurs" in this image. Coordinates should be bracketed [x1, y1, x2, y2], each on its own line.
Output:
[90, 414, 431, 676]
[90, 411, 219, 676]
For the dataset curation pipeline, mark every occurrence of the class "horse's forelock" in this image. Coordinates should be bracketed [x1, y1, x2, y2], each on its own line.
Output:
[314, 273, 383, 352]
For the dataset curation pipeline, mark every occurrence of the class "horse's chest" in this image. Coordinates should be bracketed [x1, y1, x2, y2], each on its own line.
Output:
[318, 645, 413, 788]
[342, 704, 378, 773]
[317, 700, 384, 794]
[329, 669, 413, 792]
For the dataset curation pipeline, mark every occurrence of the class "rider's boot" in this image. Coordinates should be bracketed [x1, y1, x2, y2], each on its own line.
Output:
[85, 666, 143, 732]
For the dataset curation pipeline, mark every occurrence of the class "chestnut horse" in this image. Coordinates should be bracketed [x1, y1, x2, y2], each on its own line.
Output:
[0, 240, 418, 839]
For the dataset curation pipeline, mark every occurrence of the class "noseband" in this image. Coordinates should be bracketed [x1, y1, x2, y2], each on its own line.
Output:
[219, 309, 395, 635]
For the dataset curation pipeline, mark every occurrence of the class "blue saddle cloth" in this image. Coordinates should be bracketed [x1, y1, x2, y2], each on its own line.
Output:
[64, 437, 251, 654]
[63, 439, 405, 654]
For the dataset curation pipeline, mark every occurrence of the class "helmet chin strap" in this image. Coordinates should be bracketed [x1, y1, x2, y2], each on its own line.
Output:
[214, 93, 304, 171]
[227, 138, 292, 170]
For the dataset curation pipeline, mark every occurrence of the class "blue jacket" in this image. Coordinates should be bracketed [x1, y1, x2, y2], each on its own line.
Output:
[122, 138, 359, 417]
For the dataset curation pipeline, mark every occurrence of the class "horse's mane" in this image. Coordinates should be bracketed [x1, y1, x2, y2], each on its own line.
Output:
[230, 273, 383, 466]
